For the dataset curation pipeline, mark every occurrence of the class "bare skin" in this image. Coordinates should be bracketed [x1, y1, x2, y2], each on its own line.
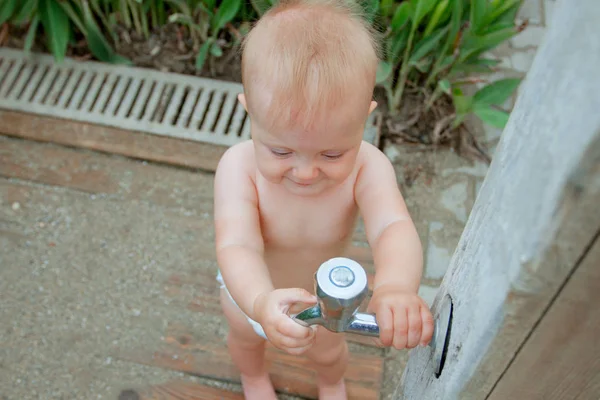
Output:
[215, 122, 434, 398]
[214, 4, 434, 395]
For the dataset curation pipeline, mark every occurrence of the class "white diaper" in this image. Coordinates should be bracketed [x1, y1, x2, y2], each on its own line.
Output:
[216, 270, 268, 340]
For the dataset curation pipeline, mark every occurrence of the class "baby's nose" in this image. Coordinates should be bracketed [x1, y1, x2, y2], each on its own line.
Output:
[293, 164, 319, 180]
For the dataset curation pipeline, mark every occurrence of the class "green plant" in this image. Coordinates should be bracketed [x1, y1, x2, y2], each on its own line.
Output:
[1, 0, 131, 64]
[166, 0, 243, 70]
[374, 0, 525, 129]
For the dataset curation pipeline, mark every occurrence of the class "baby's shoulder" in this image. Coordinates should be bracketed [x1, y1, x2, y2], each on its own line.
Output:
[356, 140, 391, 169]
[214, 140, 258, 193]
[215, 140, 256, 177]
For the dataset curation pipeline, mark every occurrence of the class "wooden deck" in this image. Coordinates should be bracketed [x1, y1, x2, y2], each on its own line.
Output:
[0, 133, 385, 399]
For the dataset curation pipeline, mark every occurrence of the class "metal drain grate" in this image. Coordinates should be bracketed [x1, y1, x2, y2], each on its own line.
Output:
[0, 48, 378, 147]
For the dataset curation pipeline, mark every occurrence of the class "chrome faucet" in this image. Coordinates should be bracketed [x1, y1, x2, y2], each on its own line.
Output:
[291, 257, 452, 376]
[291, 257, 379, 336]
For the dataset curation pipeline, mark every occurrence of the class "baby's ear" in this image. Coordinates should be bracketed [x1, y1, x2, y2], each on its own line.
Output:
[237, 93, 248, 112]
[368, 100, 378, 115]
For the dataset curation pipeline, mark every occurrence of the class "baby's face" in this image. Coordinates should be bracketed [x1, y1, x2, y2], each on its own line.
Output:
[242, 94, 376, 196]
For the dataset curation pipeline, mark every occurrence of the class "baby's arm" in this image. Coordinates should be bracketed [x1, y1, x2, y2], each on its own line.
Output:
[214, 145, 276, 319]
[214, 145, 316, 352]
[354, 143, 434, 348]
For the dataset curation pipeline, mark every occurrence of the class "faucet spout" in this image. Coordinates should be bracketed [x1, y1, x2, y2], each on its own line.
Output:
[291, 305, 325, 327]
[345, 312, 380, 337]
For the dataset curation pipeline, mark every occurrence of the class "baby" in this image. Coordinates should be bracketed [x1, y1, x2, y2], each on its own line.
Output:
[213, 0, 434, 398]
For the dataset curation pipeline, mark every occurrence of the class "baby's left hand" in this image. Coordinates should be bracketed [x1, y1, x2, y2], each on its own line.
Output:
[367, 285, 434, 350]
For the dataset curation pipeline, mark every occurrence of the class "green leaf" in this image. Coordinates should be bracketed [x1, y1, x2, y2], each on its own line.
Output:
[483, 0, 520, 26]
[57, 2, 86, 36]
[391, 2, 412, 32]
[380, 0, 394, 17]
[460, 27, 517, 62]
[450, 63, 493, 75]
[38, 0, 70, 63]
[210, 41, 223, 57]
[387, 28, 409, 62]
[473, 78, 521, 106]
[409, 26, 448, 63]
[414, 58, 432, 73]
[23, 14, 40, 52]
[376, 61, 393, 84]
[211, 0, 241, 35]
[438, 79, 451, 94]
[360, 0, 379, 23]
[204, 0, 217, 12]
[447, 0, 463, 47]
[83, 1, 132, 65]
[12, 0, 37, 24]
[473, 105, 510, 128]
[412, 0, 438, 30]
[423, 0, 449, 37]
[482, 21, 515, 34]
[249, 0, 270, 16]
[0, 0, 19, 25]
[196, 39, 213, 70]
[452, 87, 472, 115]
[470, 0, 487, 32]
[468, 57, 501, 67]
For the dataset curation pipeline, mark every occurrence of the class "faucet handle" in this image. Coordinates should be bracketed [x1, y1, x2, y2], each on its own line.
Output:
[291, 257, 371, 333]
[315, 257, 369, 306]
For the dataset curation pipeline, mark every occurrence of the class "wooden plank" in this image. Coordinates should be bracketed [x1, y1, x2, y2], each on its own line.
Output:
[487, 237, 600, 400]
[114, 323, 383, 400]
[0, 135, 373, 253]
[0, 135, 215, 209]
[126, 379, 244, 400]
[0, 110, 227, 172]
[400, 2, 600, 398]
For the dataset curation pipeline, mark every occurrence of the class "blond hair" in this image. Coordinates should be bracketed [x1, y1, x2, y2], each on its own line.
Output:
[241, 0, 380, 132]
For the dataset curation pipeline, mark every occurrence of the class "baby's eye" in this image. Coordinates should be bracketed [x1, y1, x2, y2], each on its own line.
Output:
[270, 148, 292, 157]
[322, 152, 343, 160]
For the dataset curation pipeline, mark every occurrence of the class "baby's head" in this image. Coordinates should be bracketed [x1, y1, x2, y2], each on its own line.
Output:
[239, 0, 380, 195]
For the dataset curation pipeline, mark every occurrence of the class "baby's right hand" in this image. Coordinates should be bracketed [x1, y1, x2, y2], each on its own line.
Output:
[253, 288, 318, 355]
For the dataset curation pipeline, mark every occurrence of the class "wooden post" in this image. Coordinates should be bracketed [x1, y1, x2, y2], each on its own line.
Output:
[398, 0, 600, 398]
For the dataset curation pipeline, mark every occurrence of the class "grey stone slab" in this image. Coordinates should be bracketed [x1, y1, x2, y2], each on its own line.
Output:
[484, 125, 504, 142]
[418, 284, 440, 307]
[511, 49, 538, 73]
[440, 181, 469, 223]
[511, 26, 547, 49]
[517, 0, 543, 25]
[441, 161, 489, 179]
[425, 245, 452, 279]
[425, 222, 452, 280]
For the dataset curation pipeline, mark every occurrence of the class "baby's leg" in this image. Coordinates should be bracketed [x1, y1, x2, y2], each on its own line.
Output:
[305, 327, 349, 400]
[220, 289, 277, 400]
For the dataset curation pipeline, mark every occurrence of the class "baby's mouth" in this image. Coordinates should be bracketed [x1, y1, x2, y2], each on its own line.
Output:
[289, 178, 318, 186]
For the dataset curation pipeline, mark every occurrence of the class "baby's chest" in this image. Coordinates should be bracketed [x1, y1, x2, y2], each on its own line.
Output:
[258, 192, 358, 248]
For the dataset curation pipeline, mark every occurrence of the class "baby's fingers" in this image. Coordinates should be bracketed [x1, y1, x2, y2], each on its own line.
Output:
[283, 342, 315, 356]
[406, 306, 422, 348]
[376, 307, 393, 347]
[277, 331, 316, 351]
[392, 308, 409, 350]
[277, 316, 316, 340]
[420, 305, 435, 346]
